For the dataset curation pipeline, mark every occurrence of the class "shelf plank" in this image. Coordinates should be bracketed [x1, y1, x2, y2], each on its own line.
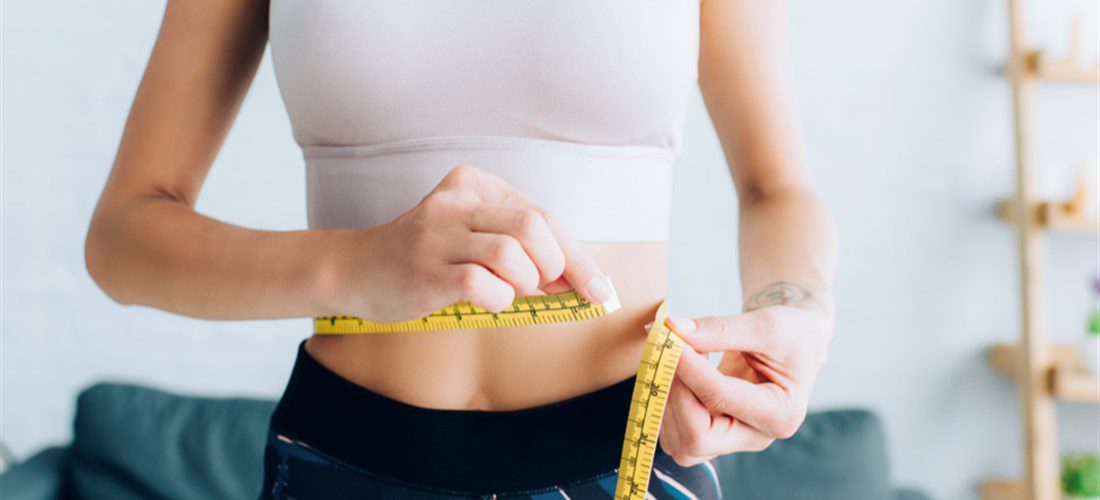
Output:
[1026, 50, 1100, 84]
[997, 200, 1100, 233]
[989, 343, 1100, 403]
[1031, 62, 1100, 84]
[981, 479, 1022, 500]
[1052, 365, 1100, 402]
[1041, 203, 1100, 232]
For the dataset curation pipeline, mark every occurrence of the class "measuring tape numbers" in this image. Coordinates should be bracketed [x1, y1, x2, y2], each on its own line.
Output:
[614, 301, 683, 499]
[313, 281, 685, 500]
[314, 285, 622, 334]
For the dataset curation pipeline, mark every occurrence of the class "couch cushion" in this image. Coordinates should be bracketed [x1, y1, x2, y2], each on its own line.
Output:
[715, 409, 892, 500]
[65, 385, 897, 500]
[67, 383, 276, 500]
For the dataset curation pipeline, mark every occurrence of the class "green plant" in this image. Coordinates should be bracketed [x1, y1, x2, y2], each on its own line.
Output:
[1091, 276, 1100, 336]
[1063, 452, 1100, 496]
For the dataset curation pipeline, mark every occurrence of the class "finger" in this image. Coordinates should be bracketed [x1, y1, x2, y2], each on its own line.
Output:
[486, 184, 610, 305]
[675, 347, 784, 434]
[658, 397, 681, 457]
[437, 165, 530, 206]
[667, 313, 773, 354]
[742, 353, 790, 388]
[446, 264, 516, 313]
[438, 166, 611, 305]
[451, 234, 540, 296]
[538, 276, 573, 294]
[434, 165, 495, 200]
[661, 378, 714, 466]
[658, 385, 685, 459]
[549, 216, 612, 305]
[484, 202, 610, 306]
[705, 416, 776, 455]
[466, 204, 566, 286]
[745, 353, 812, 396]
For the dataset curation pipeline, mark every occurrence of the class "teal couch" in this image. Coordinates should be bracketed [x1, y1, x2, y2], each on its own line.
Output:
[2, 384, 928, 499]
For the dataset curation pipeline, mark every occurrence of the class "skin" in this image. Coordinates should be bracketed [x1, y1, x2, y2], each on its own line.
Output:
[655, 0, 839, 465]
[85, 0, 837, 467]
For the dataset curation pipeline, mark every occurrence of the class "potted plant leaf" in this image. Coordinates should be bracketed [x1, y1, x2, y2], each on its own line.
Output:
[1063, 453, 1100, 500]
[1085, 275, 1100, 377]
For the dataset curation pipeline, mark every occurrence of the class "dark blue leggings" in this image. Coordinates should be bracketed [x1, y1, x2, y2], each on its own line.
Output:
[259, 341, 721, 499]
[259, 428, 721, 499]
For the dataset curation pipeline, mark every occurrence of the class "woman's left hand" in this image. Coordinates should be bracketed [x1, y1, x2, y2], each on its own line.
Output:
[657, 305, 832, 467]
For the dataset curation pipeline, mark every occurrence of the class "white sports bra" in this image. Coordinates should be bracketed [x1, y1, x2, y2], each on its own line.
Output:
[269, 1, 700, 241]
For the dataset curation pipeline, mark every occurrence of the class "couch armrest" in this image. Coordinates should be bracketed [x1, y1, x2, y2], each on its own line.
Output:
[714, 410, 893, 500]
[893, 487, 931, 500]
[0, 447, 68, 500]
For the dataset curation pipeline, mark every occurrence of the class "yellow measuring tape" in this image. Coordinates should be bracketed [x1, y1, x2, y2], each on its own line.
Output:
[313, 283, 684, 500]
[314, 286, 622, 334]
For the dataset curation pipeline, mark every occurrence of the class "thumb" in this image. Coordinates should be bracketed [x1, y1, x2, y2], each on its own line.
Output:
[667, 314, 770, 354]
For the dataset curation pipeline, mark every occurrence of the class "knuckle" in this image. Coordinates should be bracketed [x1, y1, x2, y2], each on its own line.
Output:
[514, 209, 543, 240]
[534, 205, 561, 232]
[489, 288, 516, 312]
[449, 164, 479, 181]
[669, 452, 698, 468]
[773, 426, 797, 440]
[489, 236, 520, 265]
[771, 408, 806, 439]
[751, 438, 776, 452]
[439, 165, 483, 192]
[419, 191, 451, 215]
[457, 268, 483, 297]
[700, 315, 728, 337]
[497, 188, 521, 207]
[659, 440, 676, 459]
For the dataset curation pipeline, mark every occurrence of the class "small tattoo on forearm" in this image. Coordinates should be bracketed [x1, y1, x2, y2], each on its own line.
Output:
[744, 281, 813, 311]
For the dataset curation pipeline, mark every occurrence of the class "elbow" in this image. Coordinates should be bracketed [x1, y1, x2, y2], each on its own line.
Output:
[84, 213, 136, 306]
[737, 179, 819, 209]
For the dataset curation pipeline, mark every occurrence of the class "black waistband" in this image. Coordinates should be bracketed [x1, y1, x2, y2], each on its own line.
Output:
[270, 340, 636, 493]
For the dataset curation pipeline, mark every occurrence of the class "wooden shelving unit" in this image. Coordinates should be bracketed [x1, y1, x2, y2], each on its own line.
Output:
[998, 200, 1100, 233]
[990, 343, 1100, 404]
[982, 2, 1100, 500]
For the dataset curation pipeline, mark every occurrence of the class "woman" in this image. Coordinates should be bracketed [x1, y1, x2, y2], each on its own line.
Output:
[85, 0, 837, 498]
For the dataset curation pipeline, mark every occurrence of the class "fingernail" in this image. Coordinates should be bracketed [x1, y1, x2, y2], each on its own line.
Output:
[668, 316, 696, 334]
[586, 276, 611, 304]
[643, 321, 654, 332]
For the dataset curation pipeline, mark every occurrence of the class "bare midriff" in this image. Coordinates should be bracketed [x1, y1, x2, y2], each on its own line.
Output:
[305, 242, 668, 411]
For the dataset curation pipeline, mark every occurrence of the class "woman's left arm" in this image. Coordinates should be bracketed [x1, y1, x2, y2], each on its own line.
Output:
[658, 0, 838, 466]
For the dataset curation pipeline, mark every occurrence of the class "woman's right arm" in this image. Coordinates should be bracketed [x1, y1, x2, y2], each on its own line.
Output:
[86, 0, 609, 322]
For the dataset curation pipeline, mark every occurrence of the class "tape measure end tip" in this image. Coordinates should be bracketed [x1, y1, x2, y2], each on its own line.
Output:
[603, 277, 622, 313]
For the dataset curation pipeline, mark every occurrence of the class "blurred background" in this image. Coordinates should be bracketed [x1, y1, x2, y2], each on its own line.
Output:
[2, 0, 1098, 498]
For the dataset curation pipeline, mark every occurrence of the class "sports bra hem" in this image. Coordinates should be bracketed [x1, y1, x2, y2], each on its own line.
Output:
[301, 135, 678, 163]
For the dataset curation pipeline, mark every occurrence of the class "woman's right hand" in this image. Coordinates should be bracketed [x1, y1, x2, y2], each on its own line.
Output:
[325, 165, 612, 323]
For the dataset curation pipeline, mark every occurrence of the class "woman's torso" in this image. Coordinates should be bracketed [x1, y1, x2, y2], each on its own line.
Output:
[269, 0, 699, 410]
[306, 243, 667, 410]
